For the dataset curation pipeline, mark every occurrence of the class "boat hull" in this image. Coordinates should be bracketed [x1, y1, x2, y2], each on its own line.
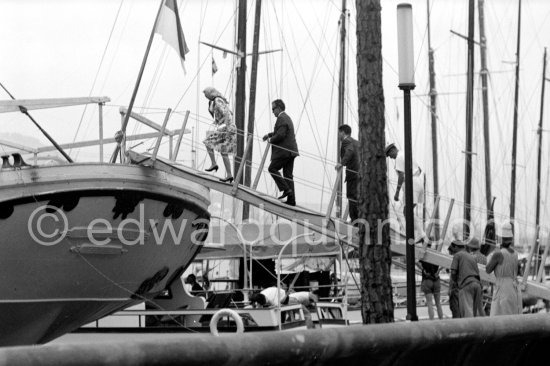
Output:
[0, 163, 210, 346]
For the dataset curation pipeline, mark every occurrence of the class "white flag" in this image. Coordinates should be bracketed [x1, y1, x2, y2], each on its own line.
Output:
[155, 0, 189, 72]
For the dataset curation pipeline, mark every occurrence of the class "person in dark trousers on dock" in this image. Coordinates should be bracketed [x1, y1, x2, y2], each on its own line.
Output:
[417, 251, 444, 320]
[447, 241, 461, 318]
[450, 240, 485, 318]
[263, 99, 299, 206]
[467, 237, 490, 315]
[335, 124, 359, 222]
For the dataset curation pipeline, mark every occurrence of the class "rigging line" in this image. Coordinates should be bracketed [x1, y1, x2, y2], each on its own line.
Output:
[320, 26, 341, 212]
[135, 45, 170, 141]
[70, 0, 125, 156]
[75, 252, 199, 333]
[283, 1, 341, 93]
[195, 0, 208, 170]
[172, 4, 239, 113]
[276, 1, 335, 186]
[521, 0, 550, 58]
[261, 13, 279, 200]
[99, 0, 135, 105]
[291, 3, 332, 134]
[486, 72, 514, 184]
[136, 45, 169, 138]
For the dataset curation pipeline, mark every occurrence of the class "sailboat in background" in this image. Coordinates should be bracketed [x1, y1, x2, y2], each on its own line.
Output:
[0, 0, 211, 346]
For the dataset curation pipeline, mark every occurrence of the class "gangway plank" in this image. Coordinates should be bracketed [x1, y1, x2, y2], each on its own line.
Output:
[127, 151, 357, 245]
[127, 151, 550, 302]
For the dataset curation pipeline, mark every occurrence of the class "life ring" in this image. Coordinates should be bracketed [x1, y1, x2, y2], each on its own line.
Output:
[209, 308, 244, 336]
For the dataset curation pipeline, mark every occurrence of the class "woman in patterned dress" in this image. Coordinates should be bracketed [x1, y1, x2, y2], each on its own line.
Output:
[202, 87, 236, 182]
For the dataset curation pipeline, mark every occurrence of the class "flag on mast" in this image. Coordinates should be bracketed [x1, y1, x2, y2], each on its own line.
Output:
[155, 0, 189, 72]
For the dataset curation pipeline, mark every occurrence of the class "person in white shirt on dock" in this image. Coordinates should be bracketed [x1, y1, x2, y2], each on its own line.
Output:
[385, 143, 425, 243]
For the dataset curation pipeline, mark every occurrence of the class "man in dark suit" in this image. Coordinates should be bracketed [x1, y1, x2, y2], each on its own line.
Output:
[263, 99, 299, 206]
[335, 124, 359, 221]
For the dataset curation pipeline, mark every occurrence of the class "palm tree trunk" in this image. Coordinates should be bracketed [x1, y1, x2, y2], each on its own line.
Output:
[356, 0, 394, 323]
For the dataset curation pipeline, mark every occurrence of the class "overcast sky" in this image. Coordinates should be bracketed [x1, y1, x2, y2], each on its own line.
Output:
[1, 0, 549, 239]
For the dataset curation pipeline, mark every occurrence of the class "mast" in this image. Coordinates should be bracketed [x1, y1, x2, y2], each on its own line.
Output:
[535, 48, 547, 232]
[510, 0, 522, 220]
[478, 0, 492, 213]
[463, 0, 475, 224]
[336, 0, 347, 218]
[534, 47, 547, 274]
[234, 0, 247, 182]
[110, 0, 165, 163]
[242, 0, 262, 220]
[426, 0, 439, 238]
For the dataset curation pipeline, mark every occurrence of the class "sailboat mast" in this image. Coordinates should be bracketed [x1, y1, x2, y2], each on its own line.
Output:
[110, 0, 165, 163]
[336, 0, 347, 218]
[478, 0, 492, 213]
[234, 0, 247, 182]
[535, 48, 547, 230]
[463, 0, 475, 224]
[510, 0, 522, 220]
[242, 0, 262, 220]
[426, 0, 439, 237]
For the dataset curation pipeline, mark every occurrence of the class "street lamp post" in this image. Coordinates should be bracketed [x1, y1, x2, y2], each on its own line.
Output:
[397, 3, 418, 322]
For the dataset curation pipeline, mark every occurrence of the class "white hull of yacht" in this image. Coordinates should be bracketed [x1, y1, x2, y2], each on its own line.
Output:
[0, 162, 210, 346]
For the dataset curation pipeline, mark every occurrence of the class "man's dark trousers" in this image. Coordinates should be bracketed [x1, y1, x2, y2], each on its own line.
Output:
[268, 157, 295, 202]
[347, 177, 358, 222]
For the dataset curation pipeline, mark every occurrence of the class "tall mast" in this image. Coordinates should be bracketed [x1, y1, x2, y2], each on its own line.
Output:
[242, 0, 262, 220]
[510, 0, 522, 220]
[234, 0, 247, 182]
[535, 48, 547, 231]
[478, 0, 492, 213]
[463, 0, 475, 224]
[426, 0, 439, 237]
[336, 0, 347, 218]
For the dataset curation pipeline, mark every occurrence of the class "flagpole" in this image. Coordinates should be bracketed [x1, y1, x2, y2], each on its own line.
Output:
[110, 0, 166, 163]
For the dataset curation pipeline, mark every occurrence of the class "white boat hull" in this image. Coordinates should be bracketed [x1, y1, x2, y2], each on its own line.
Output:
[0, 163, 210, 345]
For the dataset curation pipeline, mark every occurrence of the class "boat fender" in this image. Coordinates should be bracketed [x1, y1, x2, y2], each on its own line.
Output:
[209, 308, 244, 336]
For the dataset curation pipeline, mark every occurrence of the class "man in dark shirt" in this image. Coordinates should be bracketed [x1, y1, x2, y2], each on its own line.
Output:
[466, 237, 489, 315]
[335, 124, 359, 222]
[450, 240, 485, 317]
[263, 99, 299, 206]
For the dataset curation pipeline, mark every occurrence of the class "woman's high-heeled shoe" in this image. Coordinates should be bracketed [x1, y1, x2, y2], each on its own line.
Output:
[205, 165, 219, 172]
[220, 176, 234, 183]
